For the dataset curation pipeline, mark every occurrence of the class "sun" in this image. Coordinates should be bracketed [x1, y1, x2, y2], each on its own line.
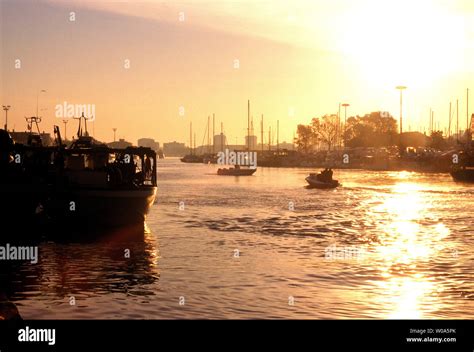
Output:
[338, 0, 466, 90]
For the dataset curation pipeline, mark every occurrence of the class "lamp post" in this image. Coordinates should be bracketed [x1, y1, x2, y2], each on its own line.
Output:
[2, 105, 11, 131]
[396, 86, 407, 135]
[63, 119, 69, 140]
[342, 103, 350, 147]
[36, 89, 46, 118]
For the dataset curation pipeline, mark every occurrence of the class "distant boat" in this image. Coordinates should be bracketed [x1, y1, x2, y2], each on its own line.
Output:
[217, 165, 256, 176]
[180, 121, 203, 163]
[305, 173, 340, 189]
[216, 99, 257, 176]
[181, 154, 204, 163]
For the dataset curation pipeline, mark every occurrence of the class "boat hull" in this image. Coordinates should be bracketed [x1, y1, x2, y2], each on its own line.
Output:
[217, 168, 257, 176]
[450, 169, 474, 183]
[0, 184, 157, 232]
[305, 177, 340, 189]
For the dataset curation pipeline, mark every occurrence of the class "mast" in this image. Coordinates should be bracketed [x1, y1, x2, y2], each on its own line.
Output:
[277, 120, 280, 153]
[431, 110, 434, 133]
[268, 125, 271, 151]
[207, 115, 210, 154]
[189, 121, 193, 155]
[338, 103, 341, 148]
[429, 108, 431, 134]
[212, 113, 215, 154]
[261, 114, 264, 153]
[457, 99, 459, 142]
[221, 122, 223, 152]
[247, 99, 250, 152]
[448, 102, 452, 138]
[467, 88, 470, 132]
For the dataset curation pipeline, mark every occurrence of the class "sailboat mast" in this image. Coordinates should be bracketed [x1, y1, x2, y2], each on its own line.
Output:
[212, 113, 215, 154]
[277, 120, 279, 153]
[261, 114, 264, 153]
[247, 100, 250, 152]
[457, 99, 459, 142]
[221, 122, 223, 152]
[190, 121, 193, 155]
[448, 102, 452, 138]
[268, 126, 271, 151]
[467, 88, 470, 132]
[208, 115, 210, 154]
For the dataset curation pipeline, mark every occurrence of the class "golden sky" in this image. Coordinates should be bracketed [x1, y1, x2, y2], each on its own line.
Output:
[1, 0, 473, 144]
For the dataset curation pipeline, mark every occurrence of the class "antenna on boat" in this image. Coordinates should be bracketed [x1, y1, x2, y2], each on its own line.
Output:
[25, 116, 42, 135]
[73, 113, 91, 138]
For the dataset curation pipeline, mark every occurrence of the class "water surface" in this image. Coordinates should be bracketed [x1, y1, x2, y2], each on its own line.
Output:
[5, 159, 474, 319]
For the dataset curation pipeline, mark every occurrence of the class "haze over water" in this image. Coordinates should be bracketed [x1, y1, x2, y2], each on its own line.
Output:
[4, 159, 474, 319]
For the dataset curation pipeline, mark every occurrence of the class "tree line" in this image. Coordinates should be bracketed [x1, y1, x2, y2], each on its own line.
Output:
[294, 111, 398, 153]
[294, 111, 471, 153]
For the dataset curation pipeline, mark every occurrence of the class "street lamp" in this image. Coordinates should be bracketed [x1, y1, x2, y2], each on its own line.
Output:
[396, 86, 407, 135]
[36, 89, 47, 118]
[63, 119, 69, 140]
[342, 103, 350, 147]
[2, 105, 11, 131]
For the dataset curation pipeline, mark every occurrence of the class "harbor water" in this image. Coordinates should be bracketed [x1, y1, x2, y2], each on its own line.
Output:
[5, 159, 474, 319]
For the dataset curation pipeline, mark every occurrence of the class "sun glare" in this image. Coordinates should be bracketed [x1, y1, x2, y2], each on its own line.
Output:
[340, 0, 466, 89]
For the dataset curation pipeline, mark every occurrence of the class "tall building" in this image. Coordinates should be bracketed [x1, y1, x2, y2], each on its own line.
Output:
[213, 134, 227, 152]
[138, 138, 160, 151]
[108, 138, 132, 149]
[163, 141, 187, 157]
[245, 135, 257, 150]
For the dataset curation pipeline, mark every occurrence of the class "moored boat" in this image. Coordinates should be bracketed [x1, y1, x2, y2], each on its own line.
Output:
[217, 165, 256, 176]
[0, 115, 158, 231]
[451, 167, 474, 183]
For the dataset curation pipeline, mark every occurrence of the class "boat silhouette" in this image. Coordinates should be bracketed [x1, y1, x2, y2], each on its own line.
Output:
[0, 114, 157, 230]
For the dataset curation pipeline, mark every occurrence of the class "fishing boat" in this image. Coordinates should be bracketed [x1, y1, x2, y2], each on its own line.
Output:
[450, 118, 474, 183]
[217, 165, 256, 176]
[180, 154, 203, 163]
[305, 173, 340, 189]
[0, 114, 157, 230]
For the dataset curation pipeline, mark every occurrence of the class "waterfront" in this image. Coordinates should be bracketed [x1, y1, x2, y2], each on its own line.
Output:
[4, 159, 474, 319]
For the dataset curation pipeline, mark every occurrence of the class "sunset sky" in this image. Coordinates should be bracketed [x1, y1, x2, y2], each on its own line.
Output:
[1, 0, 473, 145]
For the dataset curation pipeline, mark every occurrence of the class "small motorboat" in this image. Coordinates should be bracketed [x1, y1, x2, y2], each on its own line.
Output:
[305, 173, 340, 189]
[217, 165, 257, 176]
